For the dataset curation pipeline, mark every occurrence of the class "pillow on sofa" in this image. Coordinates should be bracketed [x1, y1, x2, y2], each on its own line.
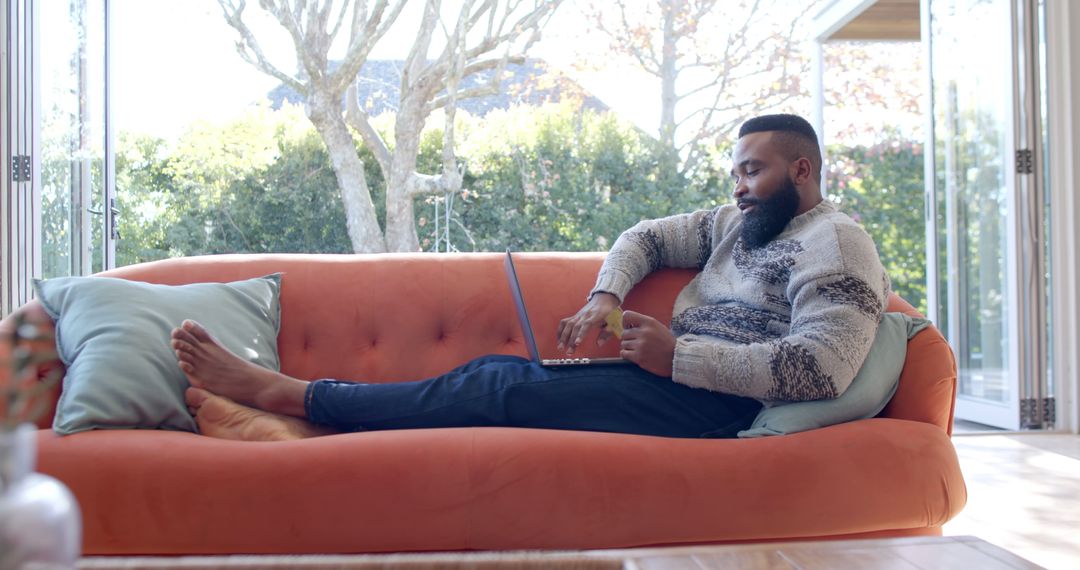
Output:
[33, 274, 282, 436]
[737, 312, 930, 438]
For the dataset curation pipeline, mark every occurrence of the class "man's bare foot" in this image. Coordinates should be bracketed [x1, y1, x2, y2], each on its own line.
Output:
[186, 388, 336, 442]
[170, 320, 307, 417]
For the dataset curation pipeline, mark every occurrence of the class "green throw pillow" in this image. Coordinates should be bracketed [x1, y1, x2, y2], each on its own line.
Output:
[33, 274, 282, 435]
[737, 312, 930, 438]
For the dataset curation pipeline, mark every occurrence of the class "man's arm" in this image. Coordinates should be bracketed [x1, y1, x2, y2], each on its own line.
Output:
[589, 207, 722, 303]
[557, 207, 724, 355]
[672, 263, 890, 402]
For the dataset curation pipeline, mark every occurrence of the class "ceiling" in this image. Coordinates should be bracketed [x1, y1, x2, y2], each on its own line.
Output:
[827, 0, 921, 41]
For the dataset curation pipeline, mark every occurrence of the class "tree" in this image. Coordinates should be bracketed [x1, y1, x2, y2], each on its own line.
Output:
[580, 0, 815, 178]
[421, 102, 718, 252]
[219, 0, 562, 252]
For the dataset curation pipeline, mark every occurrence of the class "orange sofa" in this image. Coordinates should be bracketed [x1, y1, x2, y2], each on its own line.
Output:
[16, 252, 965, 555]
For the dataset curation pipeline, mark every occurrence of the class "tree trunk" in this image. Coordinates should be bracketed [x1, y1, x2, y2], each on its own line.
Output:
[384, 101, 426, 253]
[306, 92, 387, 253]
[659, 0, 679, 151]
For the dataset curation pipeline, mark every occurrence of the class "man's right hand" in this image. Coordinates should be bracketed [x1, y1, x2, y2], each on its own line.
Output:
[557, 292, 621, 355]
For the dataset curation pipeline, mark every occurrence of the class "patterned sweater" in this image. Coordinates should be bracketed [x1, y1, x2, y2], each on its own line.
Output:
[591, 200, 890, 403]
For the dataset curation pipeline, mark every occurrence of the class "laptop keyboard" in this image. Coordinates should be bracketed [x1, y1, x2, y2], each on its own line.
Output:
[543, 358, 594, 365]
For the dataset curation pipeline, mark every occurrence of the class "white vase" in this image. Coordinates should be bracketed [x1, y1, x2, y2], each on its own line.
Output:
[0, 423, 81, 569]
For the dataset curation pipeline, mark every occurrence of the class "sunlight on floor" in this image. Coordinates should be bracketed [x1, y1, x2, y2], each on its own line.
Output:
[945, 433, 1080, 570]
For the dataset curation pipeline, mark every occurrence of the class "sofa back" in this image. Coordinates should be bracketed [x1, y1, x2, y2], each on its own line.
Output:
[55, 252, 957, 434]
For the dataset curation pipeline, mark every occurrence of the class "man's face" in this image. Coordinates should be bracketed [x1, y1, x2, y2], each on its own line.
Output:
[730, 132, 802, 248]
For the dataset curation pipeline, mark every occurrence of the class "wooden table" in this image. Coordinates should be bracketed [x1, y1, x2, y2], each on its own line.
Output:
[78, 535, 1042, 570]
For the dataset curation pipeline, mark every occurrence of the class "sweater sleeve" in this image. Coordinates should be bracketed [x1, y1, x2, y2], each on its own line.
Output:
[670, 236, 891, 402]
[590, 207, 721, 302]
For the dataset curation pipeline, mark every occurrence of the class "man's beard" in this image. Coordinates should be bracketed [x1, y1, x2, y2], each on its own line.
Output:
[739, 176, 801, 248]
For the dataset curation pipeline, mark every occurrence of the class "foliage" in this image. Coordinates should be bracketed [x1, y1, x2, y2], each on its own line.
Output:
[424, 103, 717, 252]
[116, 103, 722, 261]
[115, 105, 377, 261]
[114, 103, 927, 315]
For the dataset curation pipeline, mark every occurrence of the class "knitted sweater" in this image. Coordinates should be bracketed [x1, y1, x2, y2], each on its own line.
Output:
[591, 200, 891, 403]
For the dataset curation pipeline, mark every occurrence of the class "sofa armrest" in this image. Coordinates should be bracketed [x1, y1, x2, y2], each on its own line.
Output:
[879, 294, 958, 434]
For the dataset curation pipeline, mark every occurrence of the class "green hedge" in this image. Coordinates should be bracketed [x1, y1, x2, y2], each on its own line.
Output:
[112, 103, 926, 312]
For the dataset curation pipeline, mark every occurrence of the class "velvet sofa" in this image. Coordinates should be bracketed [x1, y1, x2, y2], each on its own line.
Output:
[12, 252, 966, 555]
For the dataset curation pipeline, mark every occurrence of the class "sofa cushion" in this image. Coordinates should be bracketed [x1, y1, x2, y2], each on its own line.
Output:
[738, 312, 930, 437]
[33, 274, 282, 435]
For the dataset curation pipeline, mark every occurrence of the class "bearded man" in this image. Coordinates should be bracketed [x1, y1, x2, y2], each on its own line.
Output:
[167, 113, 892, 441]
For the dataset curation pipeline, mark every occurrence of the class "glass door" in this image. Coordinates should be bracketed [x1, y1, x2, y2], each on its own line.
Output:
[39, 0, 114, 279]
[926, 0, 1050, 430]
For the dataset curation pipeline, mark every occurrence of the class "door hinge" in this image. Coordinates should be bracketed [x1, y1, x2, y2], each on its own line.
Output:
[1020, 397, 1055, 428]
[1015, 149, 1034, 175]
[10, 155, 31, 182]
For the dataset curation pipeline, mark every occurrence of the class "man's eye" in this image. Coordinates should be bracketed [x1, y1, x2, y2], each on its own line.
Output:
[747, 169, 761, 177]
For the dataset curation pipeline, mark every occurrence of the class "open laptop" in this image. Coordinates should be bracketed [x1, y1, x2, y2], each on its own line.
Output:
[504, 250, 630, 368]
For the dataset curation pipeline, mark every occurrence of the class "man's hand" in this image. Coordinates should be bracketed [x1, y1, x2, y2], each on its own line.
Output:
[557, 292, 620, 355]
[619, 311, 676, 377]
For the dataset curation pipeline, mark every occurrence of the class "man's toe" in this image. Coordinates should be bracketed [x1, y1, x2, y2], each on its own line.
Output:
[185, 387, 210, 408]
[183, 320, 214, 343]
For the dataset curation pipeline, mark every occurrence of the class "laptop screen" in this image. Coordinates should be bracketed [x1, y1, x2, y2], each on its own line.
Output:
[503, 250, 542, 363]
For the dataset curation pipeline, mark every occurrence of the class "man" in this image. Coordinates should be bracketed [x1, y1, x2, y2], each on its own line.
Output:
[172, 113, 890, 441]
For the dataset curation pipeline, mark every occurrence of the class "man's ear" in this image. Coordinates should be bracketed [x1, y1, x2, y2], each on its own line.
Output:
[790, 157, 814, 185]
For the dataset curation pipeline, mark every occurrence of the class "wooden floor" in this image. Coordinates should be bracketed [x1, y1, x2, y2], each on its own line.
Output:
[944, 431, 1080, 570]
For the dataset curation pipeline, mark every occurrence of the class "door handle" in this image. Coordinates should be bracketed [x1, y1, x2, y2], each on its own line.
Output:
[86, 203, 121, 239]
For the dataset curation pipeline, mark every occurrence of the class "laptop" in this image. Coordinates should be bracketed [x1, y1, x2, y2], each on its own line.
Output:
[504, 250, 630, 368]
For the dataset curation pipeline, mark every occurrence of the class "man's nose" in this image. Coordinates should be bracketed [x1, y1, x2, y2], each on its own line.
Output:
[733, 181, 748, 200]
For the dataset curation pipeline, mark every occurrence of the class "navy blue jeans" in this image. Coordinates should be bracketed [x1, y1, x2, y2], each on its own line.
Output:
[304, 354, 761, 438]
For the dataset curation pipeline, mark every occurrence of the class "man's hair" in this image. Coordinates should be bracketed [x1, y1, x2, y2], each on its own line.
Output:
[738, 114, 822, 182]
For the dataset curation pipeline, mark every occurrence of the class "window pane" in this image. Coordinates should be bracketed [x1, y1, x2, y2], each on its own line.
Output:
[40, 0, 106, 277]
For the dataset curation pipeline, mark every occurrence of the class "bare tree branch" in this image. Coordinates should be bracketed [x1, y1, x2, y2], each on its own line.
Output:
[345, 82, 392, 174]
[218, 0, 306, 92]
[401, 0, 440, 94]
[582, 0, 820, 179]
[439, 0, 471, 192]
[620, 0, 660, 71]
[327, 0, 352, 44]
[460, 3, 555, 62]
[674, 75, 725, 101]
[263, 0, 322, 81]
[331, 0, 408, 95]
[674, 0, 718, 37]
[427, 69, 521, 112]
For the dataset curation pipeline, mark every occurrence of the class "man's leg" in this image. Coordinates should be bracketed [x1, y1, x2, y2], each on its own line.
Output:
[184, 387, 336, 441]
[307, 358, 762, 438]
[172, 320, 760, 439]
